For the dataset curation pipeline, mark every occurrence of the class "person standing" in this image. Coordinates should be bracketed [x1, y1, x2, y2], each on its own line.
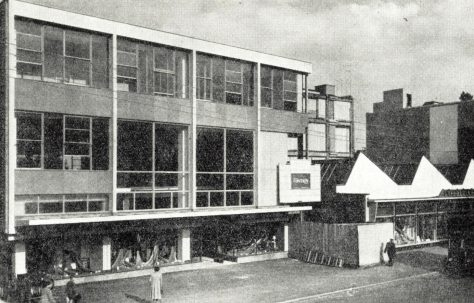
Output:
[39, 278, 56, 303]
[150, 266, 163, 303]
[384, 238, 397, 266]
[65, 276, 81, 303]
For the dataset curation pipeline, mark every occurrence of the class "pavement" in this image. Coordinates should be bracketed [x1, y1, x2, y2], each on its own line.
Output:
[46, 245, 473, 303]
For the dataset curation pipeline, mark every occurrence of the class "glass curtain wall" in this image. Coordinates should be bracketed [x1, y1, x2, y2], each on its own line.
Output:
[261, 65, 299, 112]
[117, 120, 188, 211]
[16, 111, 109, 170]
[116, 38, 189, 98]
[196, 54, 254, 106]
[196, 128, 254, 207]
[15, 18, 109, 88]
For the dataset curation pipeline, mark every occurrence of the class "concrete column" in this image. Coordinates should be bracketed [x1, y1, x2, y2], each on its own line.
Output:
[13, 242, 27, 276]
[283, 223, 289, 252]
[111, 34, 118, 213]
[6, 0, 17, 235]
[177, 229, 191, 262]
[255, 63, 261, 208]
[190, 50, 197, 210]
[102, 236, 111, 271]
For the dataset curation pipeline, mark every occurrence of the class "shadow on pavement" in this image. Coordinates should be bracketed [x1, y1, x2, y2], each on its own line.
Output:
[125, 293, 150, 303]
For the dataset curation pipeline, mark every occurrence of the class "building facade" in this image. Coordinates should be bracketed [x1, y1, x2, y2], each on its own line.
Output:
[0, 0, 326, 281]
[367, 88, 474, 165]
[305, 84, 354, 161]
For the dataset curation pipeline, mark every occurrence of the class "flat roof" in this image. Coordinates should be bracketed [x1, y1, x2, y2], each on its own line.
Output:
[20, 206, 312, 226]
[12, 0, 312, 73]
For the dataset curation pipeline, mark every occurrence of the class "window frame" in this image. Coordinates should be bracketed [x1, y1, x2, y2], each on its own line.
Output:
[117, 40, 139, 92]
[153, 46, 176, 96]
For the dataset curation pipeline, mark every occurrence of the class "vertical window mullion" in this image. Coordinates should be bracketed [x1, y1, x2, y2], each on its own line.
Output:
[223, 129, 227, 206]
[172, 50, 176, 96]
[62, 116, 66, 169]
[210, 58, 213, 101]
[152, 123, 155, 209]
[89, 117, 92, 171]
[62, 30, 66, 82]
[41, 25, 45, 80]
[89, 35, 93, 86]
[41, 113, 44, 169]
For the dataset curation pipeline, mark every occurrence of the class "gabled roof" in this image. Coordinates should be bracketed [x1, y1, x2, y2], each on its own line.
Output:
[436, 164, 469, 185]
[379, 164, 418, 185]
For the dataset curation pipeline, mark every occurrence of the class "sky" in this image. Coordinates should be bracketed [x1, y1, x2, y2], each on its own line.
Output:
[23, 0, 474, 149]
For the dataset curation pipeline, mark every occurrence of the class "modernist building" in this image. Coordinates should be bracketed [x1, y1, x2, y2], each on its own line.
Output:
[304, 84, 354, 161]
[0, 0, 326, 281]
[367, 88, 474, 165]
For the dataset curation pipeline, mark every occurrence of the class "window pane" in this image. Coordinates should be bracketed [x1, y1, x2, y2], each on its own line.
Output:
[242, 63, 254, 105]
[155, 173, 178, 188]
[117, 65, 137, 78]
[65, 201, 87, 212]
[65, 129, 90, 143]
[284, 101, 297, 111]
[92, 35, 109, 89]
[261, 66, 272, 88]
[226, 92, 242, 105]
[284, 91, 297, 101]
[16, 19, 42, 35]
[117, 51, 137, 67]
[226, 70, 241, 83]
[334, 101, 351, 121]
[197, 78, 211, 100]
[154, 47, 174, 71]
[196, 192, 209, 208]
[196, 174, 224, 190]
[284, 71, 297, 82]
[226, 60, 241, 72]
[117, 193, 133, 211]
[226, 192, 239, 206]
[17, 33, 41, 52]
[226, 174, 253, 190]
[17, 141, 41, 168]
[155, 125, 186, 171]
[17, 112, 41, 140]
[44, 26, 64, 82]
[117, 39, 136, 53]
[210, 192, 224, 207]
[117, 77, 137, 92]
[241, 192, 253, 205]
[39, 202, 63, 213]
[17, 49, 42, 64]
[25, 202, 38, 214]
[155, 193, 172, 209]
[88, 200, 105, 212]
[335, 127, 350, 153]
[117, 173, 153, 189]
[64, 155, 90, 170]
[261, 88, 272, 108]
[197, 55, 211, 77]
[154, 72, 174, 95]
[65, 30, 90, 59]
[272, 69, 284, 110]
[17, 62, 42, 80]
[44, 113, 63, 169]
[65, 57, 90, 85]
[308, 123, 326, 151]
[212, 57, 225, 102]
[135, 193, 153, 210]
[226, 130, 253, 172]
[197, 128, 224, 172]
[92, 118, 109, 170]
[226, 82, 241, 94]
[65, 143, 89, 155]
[117, 121, 152, 171]
[66, 116, 89, 129]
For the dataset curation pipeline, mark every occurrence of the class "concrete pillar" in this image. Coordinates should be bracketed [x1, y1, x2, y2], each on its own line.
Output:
[190, 50, 197, 210]
[102, 237, 111, 271]
[13, 242, 27, 276]
[283, 223, 289, 252]
[111, 34, 118, 213]
[177, 229, 191, 262]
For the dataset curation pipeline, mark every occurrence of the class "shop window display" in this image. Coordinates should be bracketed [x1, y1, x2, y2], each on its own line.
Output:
[395, 216, 416, 245]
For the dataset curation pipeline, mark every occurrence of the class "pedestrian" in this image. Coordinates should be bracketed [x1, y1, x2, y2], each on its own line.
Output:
[384, 238, 396, 266]
[150, 265, 163, 303]
[39, 278, 56, 303]
[65, 276, 81, 303]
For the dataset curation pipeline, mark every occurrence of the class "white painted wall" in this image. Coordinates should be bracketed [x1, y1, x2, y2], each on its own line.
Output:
[358, 223, 393, 266]
[259, 131, 289, 206]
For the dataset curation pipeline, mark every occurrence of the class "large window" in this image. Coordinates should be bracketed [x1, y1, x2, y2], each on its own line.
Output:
[15, 18, 109, 88]
[335, 127, 350, 154]
[261, 65, 300, 112]
[196, 127, 254, 207]
[308, 123, 326, 152]
[196, 54, 254, 106]
[117, 121, 188, 211]
[333, 100, 351, 121]
[16, 194, 108, 216]
[16, 111, 109, 170]
[116, 38, 188, 98]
